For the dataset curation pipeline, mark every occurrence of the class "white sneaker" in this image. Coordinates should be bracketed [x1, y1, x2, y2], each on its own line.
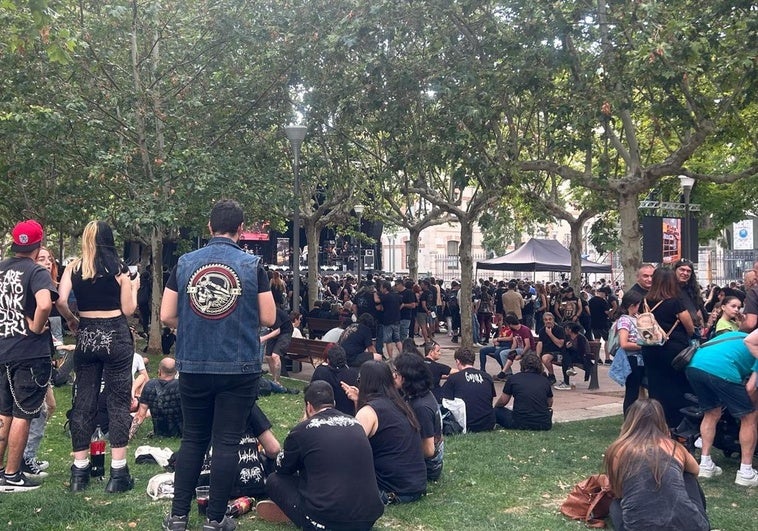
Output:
[554, 382, 572, 391]
[735, 468, 758, 487]
[566, 368, 577, 376]
[698, 462, 722, 479]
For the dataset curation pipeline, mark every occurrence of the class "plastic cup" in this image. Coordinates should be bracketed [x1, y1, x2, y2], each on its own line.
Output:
[196, 486, 210, 516]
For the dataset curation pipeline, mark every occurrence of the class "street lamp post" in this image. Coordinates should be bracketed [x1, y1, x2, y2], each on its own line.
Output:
[678, 175, 695, 260]
[285, 124, 306, 311]
[354, 204, 364, 280]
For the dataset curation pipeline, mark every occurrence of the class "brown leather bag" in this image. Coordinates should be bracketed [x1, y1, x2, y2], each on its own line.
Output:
[560, 473, 614, 528]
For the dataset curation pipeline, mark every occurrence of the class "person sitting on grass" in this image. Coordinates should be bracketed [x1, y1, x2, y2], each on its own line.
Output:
[424, 341, 456, 402]
[341, 361, 427, 504]
[310, 344, 359, 416]
[440, 347, 496, 432]
[129, 357, 182, 439]
[257, 381, 384, 530]
[604, 399, 709, 531]
[494, 350, 553, 431]
[553, 323, 593, 391]
[394, 353, 444, 481]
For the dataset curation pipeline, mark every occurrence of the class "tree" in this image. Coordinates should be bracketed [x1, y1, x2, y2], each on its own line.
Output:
[507, 1, 757, 287]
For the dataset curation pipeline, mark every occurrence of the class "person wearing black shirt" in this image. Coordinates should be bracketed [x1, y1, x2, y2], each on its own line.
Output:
[423, 342, 455, 402]
[310, 344, 359, 415]
[375, 281, 403, 358]
[588, 289, 611, 343]
[395, 279, 417, 342]
[258, 381, 384, 530]
[555, 323, 592, 390]
[440, 348, 496, 432]
[495, 350, 553, 430]
[536, 313, 566, 386]
[342, 361, 427, 504]
[262, 307, 294, 384]
[395, 353, 444, 481]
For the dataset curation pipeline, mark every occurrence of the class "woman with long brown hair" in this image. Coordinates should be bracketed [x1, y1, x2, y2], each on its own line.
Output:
[639, 267, 694, 428]
[604, 399, 708, 530]
[58, 220, 139, 493]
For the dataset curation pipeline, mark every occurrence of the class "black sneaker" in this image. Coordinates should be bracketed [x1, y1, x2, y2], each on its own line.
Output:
[495, 371, 507, 381]
[547, 373, 557, 385]
[1, 471, 42, 492]
[22, 456, 49, 478]
[202, 515, 237, 531]
[162, 514, 188, 531]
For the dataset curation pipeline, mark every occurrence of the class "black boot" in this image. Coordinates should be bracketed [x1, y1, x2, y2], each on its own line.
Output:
[105, 465, 134, 493]
[70, 464, 91, 492]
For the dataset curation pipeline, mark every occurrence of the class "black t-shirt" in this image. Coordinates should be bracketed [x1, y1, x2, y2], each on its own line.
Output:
[425, 358, 452, 403]
[378, 291, 401, 325]
[399, 288, 416, 320]
[418, 289, 434, 314]
[588, 296, 611, 329]
[0, 257, 58, 361]
[311, 364, 359, 416]
[537, 324, 565, 354]
[353, 289, 378, 319]
[277, 408, 384, 527]
[409, 391, 442, 446]
[502, 372, 553, 430]
[441, 367, 496, 432]
[272, 307, 293, 335]
[139, 378, 182, 437]
[367, 396, 427, 495]
[338, 323, 374, 364]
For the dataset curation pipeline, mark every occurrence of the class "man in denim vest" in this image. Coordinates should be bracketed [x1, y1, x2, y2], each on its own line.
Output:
[161, 200, 275, 531]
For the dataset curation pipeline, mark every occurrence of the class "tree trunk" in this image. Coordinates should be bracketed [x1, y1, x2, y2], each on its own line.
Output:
[147, 227, 163, 355]
[306, 220, 320, 312]
[458, 217, 474, 349]
[618, 192, 642, 289]
[568, 220, 583, 291]
[408, 227, 420, 280]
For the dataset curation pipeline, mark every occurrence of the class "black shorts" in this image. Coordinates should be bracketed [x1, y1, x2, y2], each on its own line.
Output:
[0, 358, 52, 420]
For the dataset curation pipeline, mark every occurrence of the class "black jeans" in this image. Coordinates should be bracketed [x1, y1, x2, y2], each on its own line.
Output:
[171, 372, 259, 522]
[70, 315, 133, 451]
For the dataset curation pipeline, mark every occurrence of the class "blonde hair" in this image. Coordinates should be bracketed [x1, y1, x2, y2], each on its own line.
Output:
[72, 220, 121, 280]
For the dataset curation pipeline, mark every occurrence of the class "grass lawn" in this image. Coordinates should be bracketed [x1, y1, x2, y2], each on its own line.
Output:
[3, 376, 756, 530]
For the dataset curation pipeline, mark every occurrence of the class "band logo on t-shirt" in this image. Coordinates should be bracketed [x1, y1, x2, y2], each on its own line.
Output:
[0, 270, 26, 337]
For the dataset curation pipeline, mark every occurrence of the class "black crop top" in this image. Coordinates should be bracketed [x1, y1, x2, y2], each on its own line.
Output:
[72, 269, 122, 312]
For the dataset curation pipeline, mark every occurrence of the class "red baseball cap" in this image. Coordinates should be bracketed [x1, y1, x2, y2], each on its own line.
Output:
[11, 219, 44, 252]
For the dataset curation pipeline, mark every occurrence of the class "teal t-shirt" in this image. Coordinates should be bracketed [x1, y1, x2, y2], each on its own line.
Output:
[689, 331, 754, 384]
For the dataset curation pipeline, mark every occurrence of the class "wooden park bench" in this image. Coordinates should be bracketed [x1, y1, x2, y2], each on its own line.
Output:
[305, 317, 342, 339]
[284, 337, 328, 373]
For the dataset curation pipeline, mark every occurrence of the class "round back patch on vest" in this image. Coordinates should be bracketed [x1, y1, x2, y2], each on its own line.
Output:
[186, 263, 242, 319]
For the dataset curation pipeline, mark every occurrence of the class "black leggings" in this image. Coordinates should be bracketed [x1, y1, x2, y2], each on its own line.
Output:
[70, 315, 133, 451]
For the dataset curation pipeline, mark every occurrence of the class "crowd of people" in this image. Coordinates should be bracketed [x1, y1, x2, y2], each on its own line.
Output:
[1, 207, 758, 531]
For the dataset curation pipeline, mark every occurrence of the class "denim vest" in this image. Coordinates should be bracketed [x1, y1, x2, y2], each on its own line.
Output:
[175, 237, 262, 374]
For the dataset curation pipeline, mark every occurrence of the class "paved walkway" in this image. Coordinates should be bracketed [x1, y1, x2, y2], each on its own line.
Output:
[283, 329, 625, 424]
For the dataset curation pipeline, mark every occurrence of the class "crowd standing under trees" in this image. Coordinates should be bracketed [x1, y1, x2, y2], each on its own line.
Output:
[2, 209, 758, 531]
[2, 0, 758, 528]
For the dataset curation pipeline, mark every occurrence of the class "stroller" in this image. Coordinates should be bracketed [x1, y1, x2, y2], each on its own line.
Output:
[672, 393, 758, 458]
